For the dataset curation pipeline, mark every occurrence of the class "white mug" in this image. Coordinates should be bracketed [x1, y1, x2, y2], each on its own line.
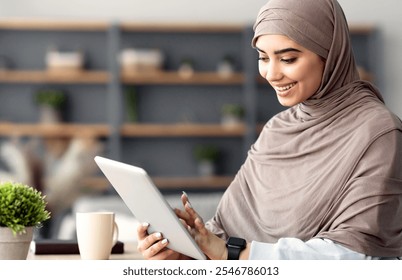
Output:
[76, 211, 119, 260]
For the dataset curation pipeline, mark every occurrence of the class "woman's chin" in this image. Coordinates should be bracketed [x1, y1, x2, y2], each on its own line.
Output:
[277, 97, 296, 107]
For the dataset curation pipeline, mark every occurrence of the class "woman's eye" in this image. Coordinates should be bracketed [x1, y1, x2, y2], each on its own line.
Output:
[258, 57, 269, 62]
[281, 58, 297, 64]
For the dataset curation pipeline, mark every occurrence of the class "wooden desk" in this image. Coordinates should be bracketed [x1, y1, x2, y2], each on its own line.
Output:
[27, 241, 144, 260]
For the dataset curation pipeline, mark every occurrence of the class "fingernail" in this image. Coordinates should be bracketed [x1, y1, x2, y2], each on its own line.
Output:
[161, 239, 168, 244]
[142, 222, 149, 227]
[155, 232, 162, 238]
[182, 191, 188, 197]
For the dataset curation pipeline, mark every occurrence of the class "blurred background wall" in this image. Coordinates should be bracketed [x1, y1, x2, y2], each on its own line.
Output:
[0, 0, 400, 117]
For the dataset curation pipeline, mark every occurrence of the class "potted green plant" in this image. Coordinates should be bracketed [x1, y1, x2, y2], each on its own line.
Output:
[125, 86, 138, 122]
[217, 55, 235, 78]
[35, 88, 66, 123]
[0, 181, 51, 260]
[221, 103, 245, 127]
[178, 57, 195, 78]
[193, 144, 220, 177]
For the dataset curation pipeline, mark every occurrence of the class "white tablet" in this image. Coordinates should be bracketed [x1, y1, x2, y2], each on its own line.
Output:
[94, 156, 206, 260]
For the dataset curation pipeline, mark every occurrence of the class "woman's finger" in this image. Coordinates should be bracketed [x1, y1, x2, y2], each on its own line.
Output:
[184, 200, 203, 224]
[181, 191, 189, 205]
[194, 217, 208, 236]
[141, 238, 169, 259]
[137, 230, 164, 253]
[136, 222, 150, 240]
[174, 207, 191, 221]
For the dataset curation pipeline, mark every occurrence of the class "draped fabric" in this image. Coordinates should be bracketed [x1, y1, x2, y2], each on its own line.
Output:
[206, 0, 402, 257]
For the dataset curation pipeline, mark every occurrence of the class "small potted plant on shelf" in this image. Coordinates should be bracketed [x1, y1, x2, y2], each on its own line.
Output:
[0, 181, 51, 260]
[221, 103, 245, 127]
[193, 144, 220, 177]
[217, 55, 235, 78]
[125, 86, 139, 123]
[35, 88, 66, 123]
[178, 57, 195, 79]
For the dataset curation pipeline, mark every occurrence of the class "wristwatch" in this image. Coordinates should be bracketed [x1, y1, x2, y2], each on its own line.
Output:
[226, 237, 246, 260]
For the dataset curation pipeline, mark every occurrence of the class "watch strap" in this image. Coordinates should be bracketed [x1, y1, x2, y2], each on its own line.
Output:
[226, 237, 246, 260]
[227, 244, 242, 260]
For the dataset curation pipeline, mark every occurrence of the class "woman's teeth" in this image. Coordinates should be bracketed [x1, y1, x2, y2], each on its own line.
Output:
[276, 82, 296, 92]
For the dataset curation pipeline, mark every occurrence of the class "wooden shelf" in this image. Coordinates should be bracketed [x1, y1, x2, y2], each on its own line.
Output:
[0, 70, 243, 85]
[121, 71, 245, 85]
[154, 176, 233, 189]
[83, 175, 233, 191]
[0, 19, 243, 33]
[0, 70, 110, 84]
[121, 123, 246, 137]
[0, 123, 245, 138]
[0, 19, 109, 31]
[349, 24, 376, 35]
[120, 22, 244, 33]
[0, 123, 110, 137]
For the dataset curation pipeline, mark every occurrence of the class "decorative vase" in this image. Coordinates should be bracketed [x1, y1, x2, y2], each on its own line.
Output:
[0, 226, 34, 260]
[217, 59, 235, 78]
[197, 160, 215, 177]
[178, 61, 194, 79]
[221, 114, 243, 127]
[39, 105, 61, 123]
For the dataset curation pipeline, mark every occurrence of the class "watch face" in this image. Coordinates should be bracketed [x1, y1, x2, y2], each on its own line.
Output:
[228, 237, 246, 248]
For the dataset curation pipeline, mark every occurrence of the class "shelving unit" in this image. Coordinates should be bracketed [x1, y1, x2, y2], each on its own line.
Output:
[121, 71, 244, 85]
[0, 123, 110, 137]
[0, 19, 378, 191]
[0, 70, 110, 84]
[121, 123, 246, 137]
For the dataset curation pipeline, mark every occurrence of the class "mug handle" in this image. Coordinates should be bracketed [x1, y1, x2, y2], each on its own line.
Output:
[112, 221, 119, 246]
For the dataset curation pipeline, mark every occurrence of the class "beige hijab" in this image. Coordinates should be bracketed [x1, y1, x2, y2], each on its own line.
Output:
[207, 0, 402, 257]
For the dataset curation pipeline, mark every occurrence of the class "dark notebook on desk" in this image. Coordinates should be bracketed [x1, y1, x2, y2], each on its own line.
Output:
[31, 239, 124, 255]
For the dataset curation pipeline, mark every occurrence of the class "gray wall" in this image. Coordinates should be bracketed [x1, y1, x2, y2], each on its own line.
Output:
[1, 0, 401, 117]
[338, 0, 402, 118]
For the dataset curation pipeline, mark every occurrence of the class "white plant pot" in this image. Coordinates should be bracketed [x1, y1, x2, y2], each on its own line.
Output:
[217, 61, 234, 78]
[197, 160, 215, 177]
[39, 105, 61, 123]
[178, 63, 194, 78]
[0, 227, 34, 260]
[221, 114, 243, 127]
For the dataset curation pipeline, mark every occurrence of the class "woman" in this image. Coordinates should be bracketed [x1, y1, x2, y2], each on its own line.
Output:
[137, 0, 402, 259]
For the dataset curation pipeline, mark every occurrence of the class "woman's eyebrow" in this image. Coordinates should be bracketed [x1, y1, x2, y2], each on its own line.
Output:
[274, 48, 302, 55]
[256, 47, 302, 55]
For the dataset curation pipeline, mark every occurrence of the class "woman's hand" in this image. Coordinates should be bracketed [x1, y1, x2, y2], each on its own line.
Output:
[174, 192, 228, 260]
[136, 222, 192, 260]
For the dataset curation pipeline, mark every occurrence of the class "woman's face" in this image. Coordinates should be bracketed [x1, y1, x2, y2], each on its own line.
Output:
[256, 34, 325, 107]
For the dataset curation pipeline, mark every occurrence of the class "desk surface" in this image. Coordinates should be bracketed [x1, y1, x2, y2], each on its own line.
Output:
[27, 241, 144, 260]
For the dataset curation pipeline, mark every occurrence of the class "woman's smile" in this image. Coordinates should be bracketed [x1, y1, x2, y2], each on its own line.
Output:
[272, 82, 297, 97]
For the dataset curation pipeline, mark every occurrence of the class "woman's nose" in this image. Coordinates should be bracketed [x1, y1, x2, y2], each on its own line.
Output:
[264, 62, 283, 82]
